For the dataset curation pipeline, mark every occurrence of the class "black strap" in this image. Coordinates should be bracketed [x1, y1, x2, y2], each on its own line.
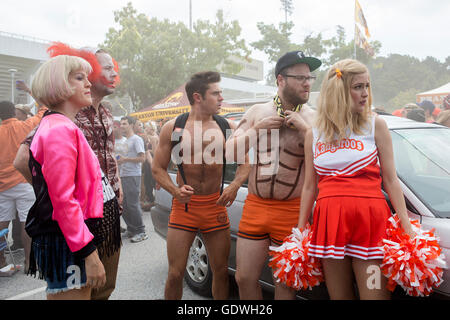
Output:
[212, 114, 231, 195]
[172, 113, 190, 212]
[171, 113, 230, 212]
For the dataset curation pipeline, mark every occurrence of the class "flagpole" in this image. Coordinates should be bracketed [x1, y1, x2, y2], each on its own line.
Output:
[354, 0, 357, 59]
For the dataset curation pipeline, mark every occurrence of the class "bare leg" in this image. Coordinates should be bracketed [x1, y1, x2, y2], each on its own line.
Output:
[21, 222, 31, 271]
[47, 286, 91, 300]
[352, 258, 390, 300]
[322, 257, 356, 300]
[164, 228, 196, 300]
[235, 237, 270, 300]
[202, 228, 230, 300]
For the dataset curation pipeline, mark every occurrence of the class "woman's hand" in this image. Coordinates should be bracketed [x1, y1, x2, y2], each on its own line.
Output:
[84, 250, 106, 289]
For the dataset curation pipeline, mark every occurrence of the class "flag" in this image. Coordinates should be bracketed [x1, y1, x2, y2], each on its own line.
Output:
[355, 27, 374, 56]
[355, 0, 370, 38]
[354, 0, 374, 56]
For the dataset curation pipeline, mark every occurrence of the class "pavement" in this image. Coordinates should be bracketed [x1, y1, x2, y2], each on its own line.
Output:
[0, 209, 209, 300]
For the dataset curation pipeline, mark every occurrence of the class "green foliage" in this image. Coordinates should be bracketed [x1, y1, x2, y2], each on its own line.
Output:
[251, 21, 449, 108]
[368, 54, 450, 108]
[386, 88, 418, 112]
[101, 3, 449, 112]
[101, 2, 250, 110]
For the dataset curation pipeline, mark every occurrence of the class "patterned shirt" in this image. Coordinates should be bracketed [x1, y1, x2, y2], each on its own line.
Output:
[74, 102, 120, 198]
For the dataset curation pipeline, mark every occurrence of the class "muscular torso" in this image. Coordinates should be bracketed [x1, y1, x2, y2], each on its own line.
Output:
[246, 102, 309, 200]
[176, 119, 225, 195]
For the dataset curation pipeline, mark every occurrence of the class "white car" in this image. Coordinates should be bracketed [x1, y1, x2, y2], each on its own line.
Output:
[151, 114, 450, 299]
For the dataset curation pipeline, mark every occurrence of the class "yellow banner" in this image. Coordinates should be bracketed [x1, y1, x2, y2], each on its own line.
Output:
[131, 106, 245, 122]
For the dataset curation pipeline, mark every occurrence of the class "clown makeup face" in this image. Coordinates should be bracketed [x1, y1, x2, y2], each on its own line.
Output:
[92, 52, 118, 97]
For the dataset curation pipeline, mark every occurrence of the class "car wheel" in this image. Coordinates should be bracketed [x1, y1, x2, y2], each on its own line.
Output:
[184, 234, 213, 297]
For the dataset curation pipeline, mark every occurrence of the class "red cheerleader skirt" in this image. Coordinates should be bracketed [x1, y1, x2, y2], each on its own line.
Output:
[309, 196, 391, 260]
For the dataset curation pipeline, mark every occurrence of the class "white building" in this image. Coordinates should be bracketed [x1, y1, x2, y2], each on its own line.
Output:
[0, 31, 49, 104]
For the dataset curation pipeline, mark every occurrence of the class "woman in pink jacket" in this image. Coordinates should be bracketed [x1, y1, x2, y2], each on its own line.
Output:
[26, 55, 106, 299]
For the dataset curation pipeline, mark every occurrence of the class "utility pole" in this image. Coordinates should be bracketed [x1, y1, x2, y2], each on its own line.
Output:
[189, 0, 192, 31]
[280, 0, 293, 24]
[8, 69, 17, 103]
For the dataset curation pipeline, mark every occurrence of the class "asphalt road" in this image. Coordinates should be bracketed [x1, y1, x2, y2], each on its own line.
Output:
[0, 209, 210, 300]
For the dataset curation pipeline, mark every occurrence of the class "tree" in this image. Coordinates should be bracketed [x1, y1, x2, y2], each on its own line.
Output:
[251, 22, 329, 87]
[368, 54, 450, 109]
[101, 2, 250, 110]
[251, 21, 449, 110]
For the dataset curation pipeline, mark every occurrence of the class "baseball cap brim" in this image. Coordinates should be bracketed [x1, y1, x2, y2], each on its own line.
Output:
[298, 57, 322, 72]
[275, 51, 322, 77]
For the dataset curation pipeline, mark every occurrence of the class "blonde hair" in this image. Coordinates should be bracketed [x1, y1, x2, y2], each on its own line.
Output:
[315, 59, 372, 143]
[31, 55, 92, 108]
[436, 110, 450, 125]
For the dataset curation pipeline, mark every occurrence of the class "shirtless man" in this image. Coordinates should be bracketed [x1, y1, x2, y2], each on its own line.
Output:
[226, 51, 322, 300]
[152, 71, 250, 300]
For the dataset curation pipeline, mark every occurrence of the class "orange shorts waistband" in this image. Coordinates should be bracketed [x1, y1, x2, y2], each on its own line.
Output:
[170, 192, 229, 234]
[245, 193, 300, 209]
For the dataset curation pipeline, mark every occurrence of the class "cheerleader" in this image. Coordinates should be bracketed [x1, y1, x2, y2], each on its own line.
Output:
[297, 59, 415, 300]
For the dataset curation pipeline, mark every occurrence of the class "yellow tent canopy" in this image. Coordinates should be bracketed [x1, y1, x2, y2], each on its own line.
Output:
[130, 84, 244, 122]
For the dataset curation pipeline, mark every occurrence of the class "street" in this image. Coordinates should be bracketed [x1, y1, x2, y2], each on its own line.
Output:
[0, 209, 209, 300]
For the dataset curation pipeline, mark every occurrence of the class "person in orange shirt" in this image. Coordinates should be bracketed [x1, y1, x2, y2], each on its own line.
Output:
[0, 100, 46, 273]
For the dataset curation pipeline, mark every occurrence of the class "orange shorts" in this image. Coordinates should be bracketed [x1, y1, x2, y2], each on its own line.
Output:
[169, 192, 230, 233]
[238, 194, 300, 245]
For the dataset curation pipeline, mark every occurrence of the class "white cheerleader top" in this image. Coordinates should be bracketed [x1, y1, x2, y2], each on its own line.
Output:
[311, 116, 385, 200]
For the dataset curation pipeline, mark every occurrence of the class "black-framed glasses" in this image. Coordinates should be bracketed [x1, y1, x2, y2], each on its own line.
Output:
[283, 74, 316, 83]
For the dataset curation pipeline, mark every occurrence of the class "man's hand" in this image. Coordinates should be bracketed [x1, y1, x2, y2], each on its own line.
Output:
[16, 80, 31, 94]
[117, 156, 126, 165]
[174, 185, 194, 204]
[84, 250, 106, 289]
[216, 183, 239, 207]
[118, 186, 123, 206]
[253, 116, 284, 132]
[284, 110, 309, 132]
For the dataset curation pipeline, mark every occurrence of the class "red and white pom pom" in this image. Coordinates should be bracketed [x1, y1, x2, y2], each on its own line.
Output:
[381, 215, 447, 297]
[269, 225, 323, 291]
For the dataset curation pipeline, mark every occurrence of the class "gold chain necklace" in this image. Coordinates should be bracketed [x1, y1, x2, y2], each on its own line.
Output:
[274, 95, 302, 128]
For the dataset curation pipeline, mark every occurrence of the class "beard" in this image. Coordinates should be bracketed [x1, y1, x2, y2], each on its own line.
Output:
[282, 83, 309, 106]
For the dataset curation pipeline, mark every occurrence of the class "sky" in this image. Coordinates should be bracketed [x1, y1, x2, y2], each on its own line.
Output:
[1, 0, 449, 77]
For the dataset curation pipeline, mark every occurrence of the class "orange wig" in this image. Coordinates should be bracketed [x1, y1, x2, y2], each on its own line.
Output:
[47, 42, 120, 86]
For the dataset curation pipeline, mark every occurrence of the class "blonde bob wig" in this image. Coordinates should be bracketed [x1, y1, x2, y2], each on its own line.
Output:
[31, 55, 92, 109]
[315, 59, 372, 143]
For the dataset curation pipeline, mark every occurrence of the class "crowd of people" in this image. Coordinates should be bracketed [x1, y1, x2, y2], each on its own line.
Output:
[0, 41, 449, 301]
[389, 95, 450, 127]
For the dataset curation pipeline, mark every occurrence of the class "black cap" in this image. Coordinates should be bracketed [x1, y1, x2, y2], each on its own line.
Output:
[417, 100, 435, 112]
[275, 51, 322, 77]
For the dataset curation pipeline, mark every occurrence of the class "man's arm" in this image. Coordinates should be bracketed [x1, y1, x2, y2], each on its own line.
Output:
[117, 153, 145, 164]
[117, 136, 146, 165]
[225, 104, 284, 164]
[14, 144, 32, 183]
[151, 120, 193, 203]
[284, 105, 316, 136]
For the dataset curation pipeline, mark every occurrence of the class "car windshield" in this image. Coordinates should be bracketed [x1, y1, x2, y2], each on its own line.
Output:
[391, 127, 450, 218]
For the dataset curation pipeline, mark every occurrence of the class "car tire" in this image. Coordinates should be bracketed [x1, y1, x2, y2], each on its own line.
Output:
[184, 234, 213, 297]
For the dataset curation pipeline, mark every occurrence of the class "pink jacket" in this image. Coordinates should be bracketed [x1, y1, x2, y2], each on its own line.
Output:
[30, 113, 103, 253]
